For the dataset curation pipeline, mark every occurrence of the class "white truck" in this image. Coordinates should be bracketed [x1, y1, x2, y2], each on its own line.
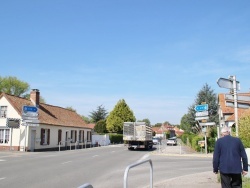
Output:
[123, 122, 153, 150]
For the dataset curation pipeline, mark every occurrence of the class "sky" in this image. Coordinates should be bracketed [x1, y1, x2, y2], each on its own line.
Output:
[1, 1, 250, 125]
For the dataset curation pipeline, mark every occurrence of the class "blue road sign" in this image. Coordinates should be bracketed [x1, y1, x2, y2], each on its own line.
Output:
[194, 104, 208, 112]
[23, 106, 38, 113]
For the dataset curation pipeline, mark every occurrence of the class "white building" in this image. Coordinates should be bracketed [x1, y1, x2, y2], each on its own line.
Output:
[0, 89, 92, 152]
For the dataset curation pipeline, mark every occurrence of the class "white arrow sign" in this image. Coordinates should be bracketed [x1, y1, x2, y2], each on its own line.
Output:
[199, 122, 215, 126]
[195, 111, 208, 117]
[217, 78, 240, 90]
[195, 116, 209, 121]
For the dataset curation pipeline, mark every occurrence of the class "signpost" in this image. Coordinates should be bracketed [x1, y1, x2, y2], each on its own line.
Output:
[217, 76, 239, 137]
[217, 77, 240, 90]
[22, 105, 39, 152]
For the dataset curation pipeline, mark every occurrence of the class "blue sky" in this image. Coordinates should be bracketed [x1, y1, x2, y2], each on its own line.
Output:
[1, 1, 250, 125]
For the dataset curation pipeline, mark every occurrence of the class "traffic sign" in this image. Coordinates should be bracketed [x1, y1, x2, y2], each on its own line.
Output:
[217, 78, 240, 90]
[195, 116, 209, 121]
[199, 122, 215, 126]
[194, 104, 208, 112]
[23, 106, 38, 113]
[195, 111, 208, 117]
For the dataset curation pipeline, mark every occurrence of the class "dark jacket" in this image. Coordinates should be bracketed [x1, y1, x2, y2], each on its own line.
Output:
[213, 135, 248, 174]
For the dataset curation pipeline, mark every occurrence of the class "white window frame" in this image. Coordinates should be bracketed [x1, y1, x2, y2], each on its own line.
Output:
[0, 128, 10, 144]
[0, 106, 7, 118]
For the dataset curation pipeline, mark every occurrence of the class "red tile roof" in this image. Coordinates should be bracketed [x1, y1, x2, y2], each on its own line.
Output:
[0, 92, 90, 129]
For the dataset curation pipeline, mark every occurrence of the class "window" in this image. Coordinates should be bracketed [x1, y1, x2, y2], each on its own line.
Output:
[58, 129, 62, 145]
[79, 131, 82, 142]
[0, 106, 7, 118]
[87, 131, 92, 141]
[0, 129, 10, 144]
[40, 128, 50, 145]
[82, 130, 85, 142]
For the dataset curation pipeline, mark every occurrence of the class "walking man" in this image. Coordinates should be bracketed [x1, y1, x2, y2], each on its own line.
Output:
[213, 126, 248, 188]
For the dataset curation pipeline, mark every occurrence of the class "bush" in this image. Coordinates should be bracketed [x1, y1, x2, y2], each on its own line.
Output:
[109, 134, 123, 144]
[191, 135, 203, 152]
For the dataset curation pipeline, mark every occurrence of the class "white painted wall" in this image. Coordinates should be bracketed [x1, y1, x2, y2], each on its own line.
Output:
[92, 134, 110, 146]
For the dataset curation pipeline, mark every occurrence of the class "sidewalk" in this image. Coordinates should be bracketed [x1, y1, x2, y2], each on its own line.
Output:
[152, 171, 221, 188]
[150, 144, 221, 187]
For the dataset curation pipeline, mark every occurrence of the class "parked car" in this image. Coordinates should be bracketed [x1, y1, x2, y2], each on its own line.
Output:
[166, 137, 177, 146]
[152, 137, 161, 145]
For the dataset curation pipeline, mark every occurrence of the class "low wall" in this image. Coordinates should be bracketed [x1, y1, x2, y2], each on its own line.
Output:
[92, 134, 110, 146]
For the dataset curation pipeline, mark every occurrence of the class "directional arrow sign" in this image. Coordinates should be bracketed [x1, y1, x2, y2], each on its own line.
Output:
[199, 122, 215, 126]
[195, 111, 209, 117]
[195, 116, 209, 121]
[217, 78, 240, 90]
[194, 104, 208, 112]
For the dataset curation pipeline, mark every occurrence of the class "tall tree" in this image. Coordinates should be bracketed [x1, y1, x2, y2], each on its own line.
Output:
[0, 76, 29, 96]
[180, 114, 192, 133]
[106, 99, 136, 133]
[94, 119, 107, 134]
[89, 105, 108, 123]
[184, 83, 218, 133]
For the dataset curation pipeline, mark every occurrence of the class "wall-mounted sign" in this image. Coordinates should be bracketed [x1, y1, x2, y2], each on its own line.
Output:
[6, 118, 20, 128]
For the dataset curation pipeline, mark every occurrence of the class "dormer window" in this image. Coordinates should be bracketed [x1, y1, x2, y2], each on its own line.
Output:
[0, 106, 7, 118]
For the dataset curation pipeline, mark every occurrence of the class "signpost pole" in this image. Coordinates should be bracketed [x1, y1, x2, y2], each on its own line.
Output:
[204, 131, 207, 154]
[232, 76, 239, 137]
[24, 125, 27, 152]
[10, 128, 13, 151]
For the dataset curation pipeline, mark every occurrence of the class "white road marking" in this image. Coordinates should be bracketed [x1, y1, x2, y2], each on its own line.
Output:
[138, 154, 150, 162]
[61, 161, 72, 165]
[92, 155, 99, 157]
[111, 151, 115, 153]
[0, 159, 6, 162]
[0, 177, 6, 181]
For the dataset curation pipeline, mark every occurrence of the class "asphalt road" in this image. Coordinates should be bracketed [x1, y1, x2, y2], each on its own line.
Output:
[0, 144, 213, 188]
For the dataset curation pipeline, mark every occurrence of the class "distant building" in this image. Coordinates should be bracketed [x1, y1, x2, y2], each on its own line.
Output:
[0, 89, 92, 151]
[152, 123, 177, 138]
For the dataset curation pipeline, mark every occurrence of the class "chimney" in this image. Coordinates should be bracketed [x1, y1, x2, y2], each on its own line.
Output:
[30, 89, 40, 107]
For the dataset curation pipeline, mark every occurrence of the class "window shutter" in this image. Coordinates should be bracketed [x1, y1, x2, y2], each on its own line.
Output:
[40, 129, 44, 145]
[47, 129, 50, 145]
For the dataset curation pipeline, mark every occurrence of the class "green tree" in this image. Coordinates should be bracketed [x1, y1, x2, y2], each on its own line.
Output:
[186, 83, 218, 133]
[94, 119, 107, 134]
[154, 123, 162, 127]
[106, 99, 136, 133]
[89, 105, 108, 123]
[239, 114, 250, 148]
[180, 114, 192, 133]
[0, 76, 29, 96]
[137, 118, 151, 126]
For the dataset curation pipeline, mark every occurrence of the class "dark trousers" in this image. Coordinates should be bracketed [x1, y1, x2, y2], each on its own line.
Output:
[220, 173, 242, 188]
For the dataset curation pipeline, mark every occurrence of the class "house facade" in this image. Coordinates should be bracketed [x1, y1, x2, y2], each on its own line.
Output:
[0, 89, 92, 152]
[218, 92, 250, 128]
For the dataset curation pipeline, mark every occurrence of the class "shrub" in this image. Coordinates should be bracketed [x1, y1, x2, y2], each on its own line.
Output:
[109, 134, 123, 144]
